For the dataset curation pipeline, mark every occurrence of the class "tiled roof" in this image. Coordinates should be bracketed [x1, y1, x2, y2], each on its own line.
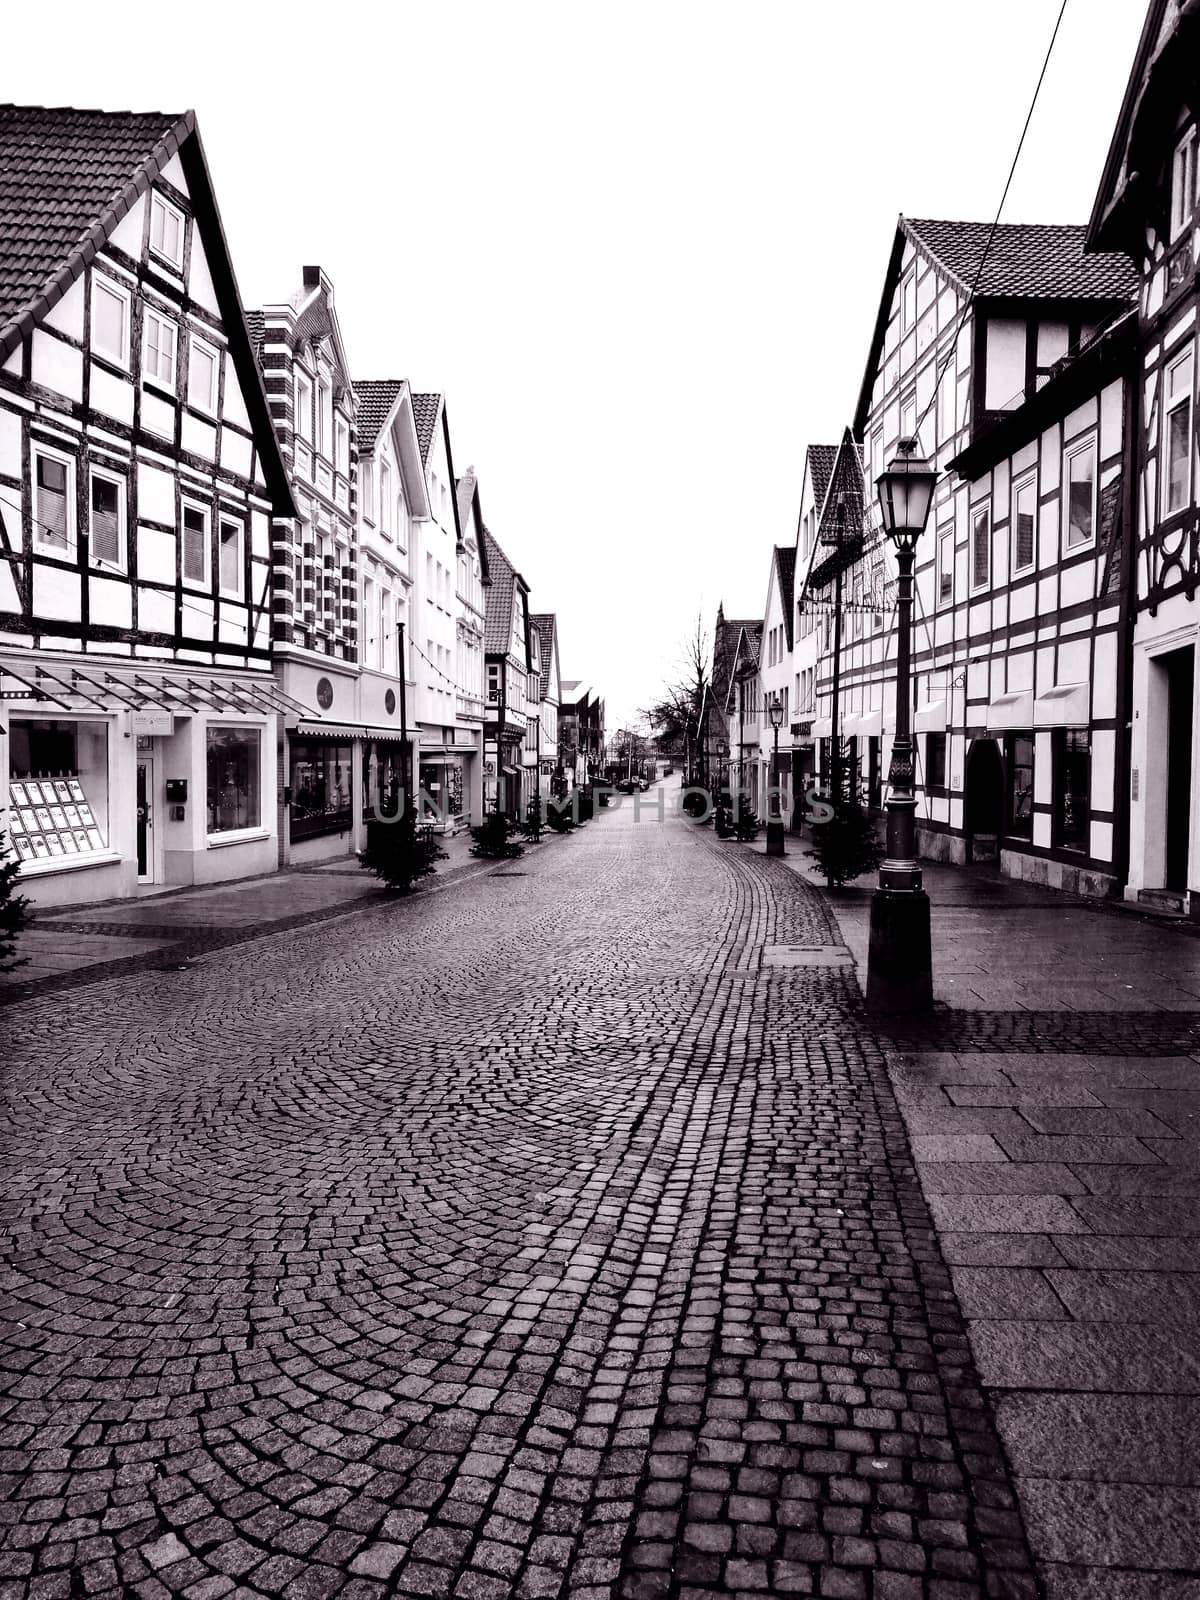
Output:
[243, 308, 266, 360]
[816, 429, 865, 545]
[353, 379, 404, 454]
[710, 612, 758, 706]
[808, 444, 839, 517]
[0, 104, 191, 339]
[482, 526, 518, 657]
[903, 218, 1137, 301]
[530, 612, 557, 700]
[412, 392, 441, 466]
[776, 547, 796, 650]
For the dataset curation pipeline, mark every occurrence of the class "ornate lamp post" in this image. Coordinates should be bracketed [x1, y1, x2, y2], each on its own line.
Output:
[867, 437, 938, 1012]
[766, 694, 785, 857]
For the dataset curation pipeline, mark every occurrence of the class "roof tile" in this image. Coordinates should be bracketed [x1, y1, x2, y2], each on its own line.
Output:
[903, 217, 1136, 301]
[353, 379, 405, 454]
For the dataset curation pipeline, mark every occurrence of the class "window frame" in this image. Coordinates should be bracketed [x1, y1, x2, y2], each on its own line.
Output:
[1064, 436, 1098, 551]
[317, 379, 333, 457]
[379, 461, 392, 537]
[938, 522, 955, 607]
[1162, 345, 1194, 518]
[187, 334, 219, 416]
[925, 731, 947, 791]
[88, 465, 126, 571]
[1052, 728, 1091, 854]
[181, 498, 211, 590]
[90, 273, 131, 370]
[32, 443, 77, 557]
[1170, 126, 1198, 243]
[1011, 470, 1038, 576]
[294, 372, 313, 443]
[970, 503, 991, 592]
[218, 515, 244, 600]
[149, 191, 185, 270]
[335, 415, 350, 477]
[1004, 732, 1036, 841]
[901, 269, 916, 335]
[142, 307, 178, 394]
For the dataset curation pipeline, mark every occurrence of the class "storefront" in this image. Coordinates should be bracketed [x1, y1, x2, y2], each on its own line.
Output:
[2, 655, 284, 906]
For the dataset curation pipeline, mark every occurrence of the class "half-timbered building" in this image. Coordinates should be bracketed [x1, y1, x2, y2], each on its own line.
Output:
[482, 526, 532, 815]
[530, 613, 562, 799]
[1088, 0, 1200, 910]
[250, 267, 361, 865]
[0, 106, 295, 904]
[724, 622, 762, 811]
[801, 216, 1137, 894]
[789, 443, 838, 820]
[454, 467, 489, 825]
[757, 545, 795, 817]
[353, 378, 429, 838]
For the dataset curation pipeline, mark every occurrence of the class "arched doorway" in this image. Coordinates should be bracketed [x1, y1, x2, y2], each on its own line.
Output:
[965, 737, 1004, 862]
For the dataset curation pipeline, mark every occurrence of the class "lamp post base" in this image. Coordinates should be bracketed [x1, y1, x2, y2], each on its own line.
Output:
[866, 887, 933, 1013]
[766, 819, 785, 857]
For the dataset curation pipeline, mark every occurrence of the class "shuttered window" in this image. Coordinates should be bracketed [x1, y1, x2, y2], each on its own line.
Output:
[89, 472, 122, 567]
[972, 507, 990, 589]
[182, 503, 208, 585]
[35, 453, 71, 551]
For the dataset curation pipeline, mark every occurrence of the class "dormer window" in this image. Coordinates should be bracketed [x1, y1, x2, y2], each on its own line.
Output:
[1170, 127, 1198, 242]
[149, 192, 184, 269]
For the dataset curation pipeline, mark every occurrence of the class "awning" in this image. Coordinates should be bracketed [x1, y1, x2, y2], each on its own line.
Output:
[914, 699, 948, 734]
[811, 717, 833, 737]
[844, 710, 883, 738]
[293, 721, 362, 741]
[1, 659, 310, 719]
[1034, 683, 1089, 728]
[986, 690, 1034, 732]
[501, 764, 522, 776]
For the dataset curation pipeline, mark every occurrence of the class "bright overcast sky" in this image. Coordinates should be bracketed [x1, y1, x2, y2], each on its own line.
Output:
[9, 0, 1145, 729]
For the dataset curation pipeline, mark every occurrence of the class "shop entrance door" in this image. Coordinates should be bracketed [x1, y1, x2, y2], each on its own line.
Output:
[1165, 646, 1194, 892]
[136, 754, 156, 883]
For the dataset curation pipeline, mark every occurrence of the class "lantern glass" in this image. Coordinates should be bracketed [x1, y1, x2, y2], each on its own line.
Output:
[876, 437, 937, 548]
[768, 696, 784, 730]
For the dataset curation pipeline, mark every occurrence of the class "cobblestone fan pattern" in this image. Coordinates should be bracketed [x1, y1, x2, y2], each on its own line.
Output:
[1, 805, 1035, 1599]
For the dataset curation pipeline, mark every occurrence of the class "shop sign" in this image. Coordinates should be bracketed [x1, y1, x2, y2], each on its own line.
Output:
[132, 709, 174, 736]
[316, 677, 334, 710]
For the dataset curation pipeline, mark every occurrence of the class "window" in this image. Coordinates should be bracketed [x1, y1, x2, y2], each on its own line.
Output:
[317, 380, 332, 456]
[925, 732, 947, 789]
[207, 727, 261, 835]
[218, 518, 243, 597]
[188, 336, 218, 413]
[142, 309, 177, 389]
[937, 356, 956, 443]
[295, 372, 312, 442]
[871, 429, 883, 487]
[289, 739, 352, 841]
[938, 523, 954, 605]
[487, 662, 501, 702]
[1005, 733, 1035, 840]
[396, 483, 409, 548]
[335, 417, 349, 476]
[1013, 475, 1037, 573]
[1170, 127, 1198, 242]
[901, 393, 917, 443]
[8, 718, 110, 863]
[88, 469, 125, 569]
[379, 462, 392, 536]
[182, 502, 209, 586]
[1053, 729, 1090, 852]
[91, 276, 130, 367]
[149, 192, 184, 268]
[1164, 347, 1194, 516]
[901, 270, 916, 334]
[1065, 440, 1096, 548]
[33, 448, 74, 553]
[360, 458, 375, 520]
[971, 506, 990, 589]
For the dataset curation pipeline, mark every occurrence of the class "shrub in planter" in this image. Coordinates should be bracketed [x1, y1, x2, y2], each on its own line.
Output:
[546, 800, 576, 833]
[713, 798, 734, 838]
[682, 787, 714, 822]
[805, 801, 884, 889]
[0, 831, 32, 972]
[733, 806, 762, 842]
[521, 798, 545, 843]
[360, 811, 447, 894]
[576, 787, 594, 824]
[470, 809, 525, 860]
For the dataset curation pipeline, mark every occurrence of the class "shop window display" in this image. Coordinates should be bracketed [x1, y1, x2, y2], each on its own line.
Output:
[363, 743, 405, 819]
[8, 719, 109, 863]
[206, 727, 261, 835]
[290, 740, 352, 840]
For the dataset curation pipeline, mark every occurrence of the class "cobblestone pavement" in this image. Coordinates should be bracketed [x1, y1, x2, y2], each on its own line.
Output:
[1, 802, 1038, 1599]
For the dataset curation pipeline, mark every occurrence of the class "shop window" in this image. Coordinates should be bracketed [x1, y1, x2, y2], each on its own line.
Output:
[8, 718, 109, 863]
[1065, 439, 1096, 548]
[420, 759, 463, 823]
[206, 727, 260, 835]
[1163, 347, 1194, 517]
[289, 739, 352, 840]
[363, 743, 404, 819]
[925, 732, 947, 790]
[33, 448, 74, 554]
[1005, 732, 1035, 840]
[89, 468, 125, 569]
[1053, 729, 1090, 852]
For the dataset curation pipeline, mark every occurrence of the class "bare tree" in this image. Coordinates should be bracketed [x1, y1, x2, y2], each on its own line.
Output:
[642, 612, 709, 753]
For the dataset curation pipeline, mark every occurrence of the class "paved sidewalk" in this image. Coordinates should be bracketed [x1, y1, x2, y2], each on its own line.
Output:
[0, 826, 553, 1004]
[746, 836, 1200, 1598]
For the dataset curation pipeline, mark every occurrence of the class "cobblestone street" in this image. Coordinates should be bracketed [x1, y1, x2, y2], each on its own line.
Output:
[0, 801, 1047, 1600]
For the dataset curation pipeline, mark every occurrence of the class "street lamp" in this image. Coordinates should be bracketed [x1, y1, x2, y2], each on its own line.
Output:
[766, 694, 785, 857]
[867, 436, 938, 1012]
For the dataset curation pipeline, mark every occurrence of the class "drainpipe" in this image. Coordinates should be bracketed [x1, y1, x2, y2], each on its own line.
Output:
[1112, 343, 1140, 897]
